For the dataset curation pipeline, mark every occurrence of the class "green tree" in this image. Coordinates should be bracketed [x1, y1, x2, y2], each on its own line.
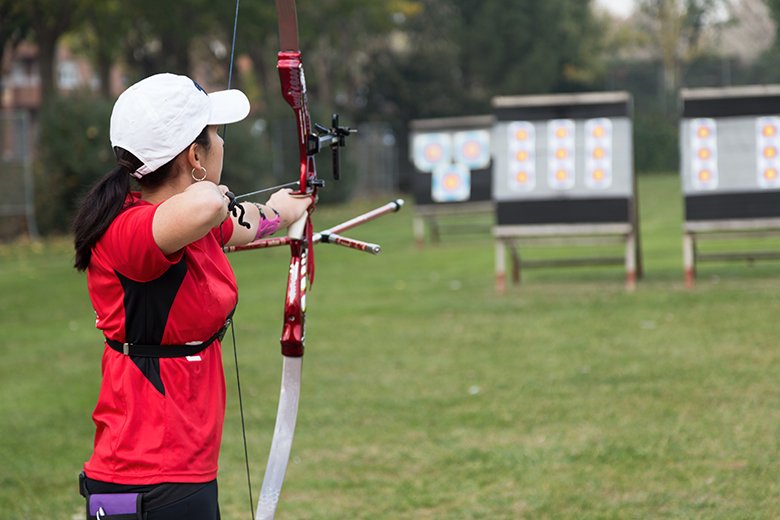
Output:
[118, 0, 224, 78]
[364, 0, 607, 188]
[767, 0, 780, 40]
[0, 1, 31, 56]
[751, 0, 780, 82]
[366, 0, 606, 120]
[35, 94, 114, 234]
[637, 0, 731, 111]
[461, 0, 605, 97]
[71, 0, 133, 99]
[11, 0, 88, 104]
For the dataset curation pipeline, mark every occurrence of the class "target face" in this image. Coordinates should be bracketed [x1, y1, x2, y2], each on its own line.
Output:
[453, 130, 491, 170]
[585, 118, 613, 189]
[507, 121, 536, 192]
[412, 133, 452, 173]
[756, 116, 780, 189]
[432, 162, 471, 202]
[690, 118, 718, 190]
[547, 119, 576, 190]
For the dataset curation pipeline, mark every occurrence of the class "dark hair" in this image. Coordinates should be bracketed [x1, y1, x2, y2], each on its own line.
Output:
[72, 127, 211, 271]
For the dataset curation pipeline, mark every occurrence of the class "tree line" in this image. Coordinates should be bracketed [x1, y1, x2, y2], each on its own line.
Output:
[2, 0, 779, 235]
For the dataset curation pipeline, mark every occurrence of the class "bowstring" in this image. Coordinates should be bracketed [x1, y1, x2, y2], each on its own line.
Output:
[223, 1, 256, 518]
[222, 0, 241, 141]
[229, 317, 255, 520]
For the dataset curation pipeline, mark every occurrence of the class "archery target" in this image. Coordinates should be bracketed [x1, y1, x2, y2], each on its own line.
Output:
[756, 116, 780, 189]
[412, 133, 452, 173]
[690, 118, 718, 191]
[507, 121, 536, 192]
[547, 119, 576, 190]
[585, 118, 613, 189]
[454, 130, 491, 170]
[432, 162, 471, 202]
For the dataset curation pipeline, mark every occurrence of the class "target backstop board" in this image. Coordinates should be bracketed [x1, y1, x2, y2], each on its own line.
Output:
[409, 115, 494, 245]
[680, 85, 780, 285]
[491, 91, 640, 290]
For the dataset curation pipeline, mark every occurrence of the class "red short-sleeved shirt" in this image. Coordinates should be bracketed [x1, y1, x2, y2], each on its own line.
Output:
[83, 194, 237, 484]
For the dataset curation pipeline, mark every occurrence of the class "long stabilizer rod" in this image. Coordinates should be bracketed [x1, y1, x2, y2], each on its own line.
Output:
[224, 199, 404, 254]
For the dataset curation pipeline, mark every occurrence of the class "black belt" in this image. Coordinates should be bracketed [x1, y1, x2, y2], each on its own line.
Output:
[105, 316, 232, 358]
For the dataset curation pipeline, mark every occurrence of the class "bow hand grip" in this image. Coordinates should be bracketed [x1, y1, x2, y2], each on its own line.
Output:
[288, 212, 308, 240]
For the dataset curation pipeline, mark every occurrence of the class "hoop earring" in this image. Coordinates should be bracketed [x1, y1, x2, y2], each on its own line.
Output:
[191, 166, 207, 182]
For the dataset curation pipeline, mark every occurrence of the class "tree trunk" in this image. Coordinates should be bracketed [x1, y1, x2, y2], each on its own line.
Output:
[97, 51, 112, 99]
[36, 32, 57, 108]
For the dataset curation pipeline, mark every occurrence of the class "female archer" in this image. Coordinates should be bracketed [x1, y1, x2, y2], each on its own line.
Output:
[72, 73, 311, 519]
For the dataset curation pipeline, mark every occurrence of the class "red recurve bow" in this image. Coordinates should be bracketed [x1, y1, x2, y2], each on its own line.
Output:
[225, 2, 404, 518]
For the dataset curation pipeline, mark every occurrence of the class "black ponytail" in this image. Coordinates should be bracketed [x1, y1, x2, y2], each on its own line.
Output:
[72, 127, 212, 271]
[72, 148, 141, 271]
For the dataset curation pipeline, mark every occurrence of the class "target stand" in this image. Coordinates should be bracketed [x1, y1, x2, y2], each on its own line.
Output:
[491, 92, 641, 291]
[409, 115, 494, 246]
[680, 86, 780, 287]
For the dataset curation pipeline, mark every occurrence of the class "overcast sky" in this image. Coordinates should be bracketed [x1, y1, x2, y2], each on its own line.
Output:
[595, 0, 636, 18]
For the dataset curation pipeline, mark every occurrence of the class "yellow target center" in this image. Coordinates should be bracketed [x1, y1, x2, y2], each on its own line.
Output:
[463, 141, 480, 158]
[443, 174, 460, 190]
[425, 144, 442, 162]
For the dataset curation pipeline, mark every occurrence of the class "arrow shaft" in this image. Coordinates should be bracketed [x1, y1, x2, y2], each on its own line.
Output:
[235, 181, 301, 200]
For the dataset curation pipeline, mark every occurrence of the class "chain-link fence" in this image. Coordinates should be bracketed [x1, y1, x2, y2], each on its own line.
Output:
[0, 110, 38, 240]
[349, 122, 399, 197]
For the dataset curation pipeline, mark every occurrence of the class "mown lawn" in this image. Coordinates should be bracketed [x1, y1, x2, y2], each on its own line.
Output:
[2, 173, 780, 519]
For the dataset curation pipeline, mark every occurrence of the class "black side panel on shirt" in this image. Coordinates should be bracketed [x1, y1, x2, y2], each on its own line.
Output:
[116, 258, 188, 395]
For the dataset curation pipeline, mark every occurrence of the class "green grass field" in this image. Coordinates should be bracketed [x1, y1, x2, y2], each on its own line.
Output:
[3, 173, 780, 519]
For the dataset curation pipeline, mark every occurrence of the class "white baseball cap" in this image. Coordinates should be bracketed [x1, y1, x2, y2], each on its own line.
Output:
[110, 73, 250, 178]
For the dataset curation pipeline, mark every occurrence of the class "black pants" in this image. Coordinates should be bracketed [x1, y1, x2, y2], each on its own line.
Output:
[145, 481, 220, 520]
[82, 475, 220, 520]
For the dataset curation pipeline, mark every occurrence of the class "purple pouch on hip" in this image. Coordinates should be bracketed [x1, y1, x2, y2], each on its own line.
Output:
[87, 492, 143, 519]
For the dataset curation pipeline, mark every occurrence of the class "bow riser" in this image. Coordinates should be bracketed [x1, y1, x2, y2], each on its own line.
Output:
[281, 241, 307, 358]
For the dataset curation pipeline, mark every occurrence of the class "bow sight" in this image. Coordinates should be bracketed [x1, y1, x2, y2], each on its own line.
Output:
[307, 114, 357, 181]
